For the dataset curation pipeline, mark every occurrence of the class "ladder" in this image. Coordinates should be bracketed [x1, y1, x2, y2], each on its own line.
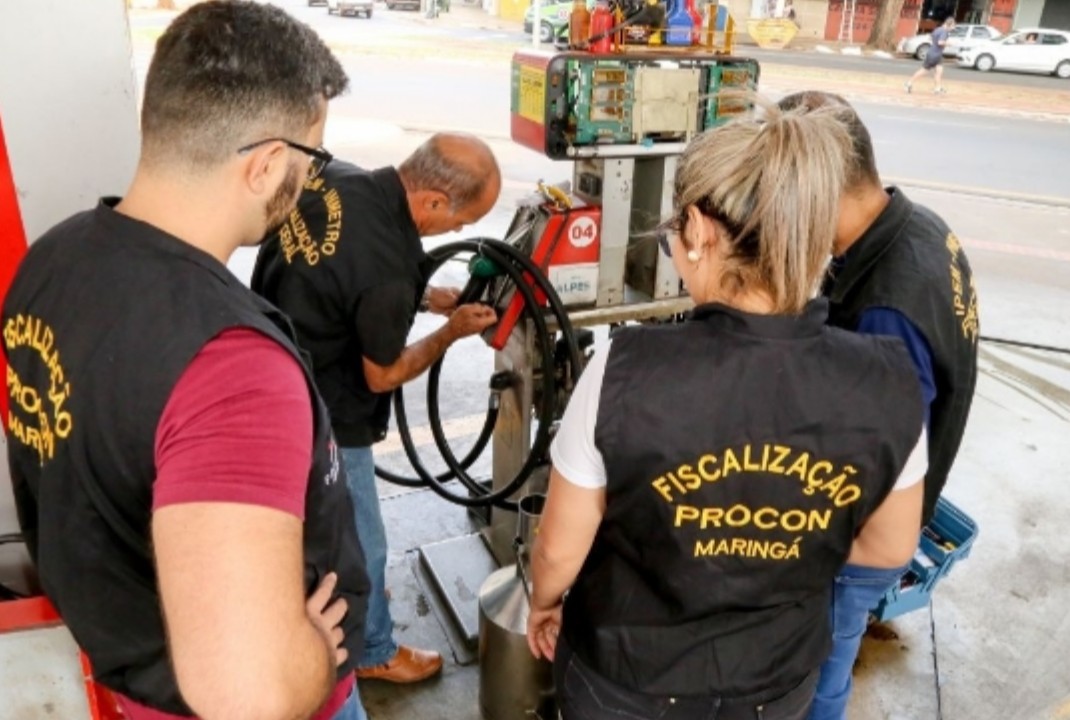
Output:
[838, 0, 857, 43]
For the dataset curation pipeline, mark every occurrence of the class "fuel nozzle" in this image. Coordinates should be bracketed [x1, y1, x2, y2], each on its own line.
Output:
[458, 254, 505, 307]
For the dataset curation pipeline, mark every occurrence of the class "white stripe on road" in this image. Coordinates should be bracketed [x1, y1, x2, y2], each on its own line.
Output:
[876, 114, 1000, 131]
[963, 237, 1070, 263]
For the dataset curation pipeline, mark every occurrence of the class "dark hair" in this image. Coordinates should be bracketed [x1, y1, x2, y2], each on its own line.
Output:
[776, 91, 880, 190]
[398, 134, 498, 209]
[141, 0, 348, 170]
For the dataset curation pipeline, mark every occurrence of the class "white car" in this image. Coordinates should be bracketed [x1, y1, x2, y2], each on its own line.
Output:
[958, 28, 1070, 79]
[327, 0, 374, 18]
[898, 24, 1002, 60]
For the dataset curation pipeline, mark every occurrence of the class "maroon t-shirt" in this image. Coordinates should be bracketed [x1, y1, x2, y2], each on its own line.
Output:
[115, 328, 352, 720]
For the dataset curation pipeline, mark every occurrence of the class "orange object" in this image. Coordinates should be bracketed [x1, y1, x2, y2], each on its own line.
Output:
[568, 0, 591, 48]
[614, 3, 625, 51]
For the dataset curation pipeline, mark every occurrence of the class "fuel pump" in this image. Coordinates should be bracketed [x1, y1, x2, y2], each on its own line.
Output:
[393, 47, 760, 542]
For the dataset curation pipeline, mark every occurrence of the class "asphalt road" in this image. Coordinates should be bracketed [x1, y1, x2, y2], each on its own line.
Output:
[851, 101, 1070, 200]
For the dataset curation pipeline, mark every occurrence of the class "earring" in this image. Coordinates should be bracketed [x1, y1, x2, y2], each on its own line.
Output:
[687, 249, 701, 263]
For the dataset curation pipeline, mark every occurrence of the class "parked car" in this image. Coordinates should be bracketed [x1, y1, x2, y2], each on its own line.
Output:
[958, 28, 1070, 78]
[385, 0, 421, 9]
[897, 23, 1001, 60]
[523, 0, 575, 43]
[327, 0, 374, 18]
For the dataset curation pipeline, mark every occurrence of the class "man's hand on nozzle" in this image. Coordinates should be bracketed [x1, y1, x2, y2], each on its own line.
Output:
[425, 286, 461, 316]
[306, 572, 349, 667]
[446, 303, 497, 341]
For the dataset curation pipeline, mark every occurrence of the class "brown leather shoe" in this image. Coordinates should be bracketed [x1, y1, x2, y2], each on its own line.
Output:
[355, 645, 443, 684]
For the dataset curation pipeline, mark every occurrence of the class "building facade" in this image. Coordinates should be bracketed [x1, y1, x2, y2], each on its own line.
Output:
[717, 0, 1070, 43]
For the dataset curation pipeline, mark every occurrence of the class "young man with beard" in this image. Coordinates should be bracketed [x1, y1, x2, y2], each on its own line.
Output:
[2, 2, 370, 718]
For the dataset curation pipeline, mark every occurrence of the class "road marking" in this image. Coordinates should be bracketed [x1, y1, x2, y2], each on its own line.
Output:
[876, 114, 1000, 131]
[963, 238, 1070, 263]
[886, 175, 1070, 208]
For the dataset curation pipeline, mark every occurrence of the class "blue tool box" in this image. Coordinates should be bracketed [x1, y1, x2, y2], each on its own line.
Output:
[870, 497, 979, 622]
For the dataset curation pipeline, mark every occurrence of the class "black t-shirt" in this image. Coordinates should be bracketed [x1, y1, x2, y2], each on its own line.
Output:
[252, 162, 430, 447]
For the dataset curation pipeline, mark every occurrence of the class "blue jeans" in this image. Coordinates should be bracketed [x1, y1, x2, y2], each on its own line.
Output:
[341, 446, 399, 668]
[807, 564, 907, 720]
[332, 684, 368, 720]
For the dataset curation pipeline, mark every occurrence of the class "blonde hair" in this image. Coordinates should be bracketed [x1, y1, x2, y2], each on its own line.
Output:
[672, 95, 852, 314]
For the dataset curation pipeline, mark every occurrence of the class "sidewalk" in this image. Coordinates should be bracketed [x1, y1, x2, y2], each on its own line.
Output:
[733, 34, 1070, 121]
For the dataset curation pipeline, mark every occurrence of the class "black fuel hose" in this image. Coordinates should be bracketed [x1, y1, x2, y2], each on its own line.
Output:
[382, 237, 582, 510]
[394, 239, 564, 509]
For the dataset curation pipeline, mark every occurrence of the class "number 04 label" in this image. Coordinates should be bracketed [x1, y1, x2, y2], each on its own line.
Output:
[568, 216, 598, 249]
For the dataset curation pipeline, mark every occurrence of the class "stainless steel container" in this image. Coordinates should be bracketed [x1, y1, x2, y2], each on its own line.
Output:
[478, 493, 556, 720]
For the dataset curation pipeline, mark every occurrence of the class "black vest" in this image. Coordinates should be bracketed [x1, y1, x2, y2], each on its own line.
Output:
[251, 164, 429, 447]
[563, 300, 922, 699]
[826, 188, 979, 524]
[2, 202, 369, 715]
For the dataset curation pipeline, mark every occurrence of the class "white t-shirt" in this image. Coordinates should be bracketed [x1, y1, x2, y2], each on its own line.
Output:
[550, 341, 929, 491]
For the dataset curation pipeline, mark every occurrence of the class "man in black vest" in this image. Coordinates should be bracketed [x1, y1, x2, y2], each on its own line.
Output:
[252, 136, 499, 684]
[777, 92, 979, 720]
[2, 3, 370, 719]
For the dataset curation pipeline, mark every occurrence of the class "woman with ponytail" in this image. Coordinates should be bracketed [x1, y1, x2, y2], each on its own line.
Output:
[526, 98, 927, 720]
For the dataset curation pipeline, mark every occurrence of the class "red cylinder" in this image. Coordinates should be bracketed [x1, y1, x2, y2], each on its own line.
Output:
[686, 0, 702, 44]
[589, 2, 614, 53]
